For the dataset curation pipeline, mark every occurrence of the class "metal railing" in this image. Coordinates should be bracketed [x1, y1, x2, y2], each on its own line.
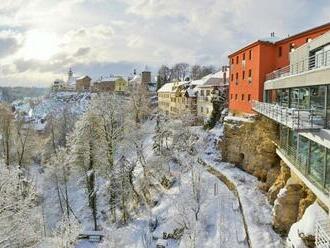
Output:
[251, 100, 324, 130]
[315, 219, 330, 248]
[266, 50, 330, 81]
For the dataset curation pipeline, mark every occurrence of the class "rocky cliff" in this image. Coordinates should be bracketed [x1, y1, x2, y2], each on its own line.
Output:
[219, 116, 280, 190]
[220, 115, 316, 235]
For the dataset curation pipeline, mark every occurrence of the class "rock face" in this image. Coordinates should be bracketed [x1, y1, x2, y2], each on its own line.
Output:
[272, 184, 304, 234]
[267, 161, 291, 204]
[219, 116, 280, 190]
[272, 181, 316, 234]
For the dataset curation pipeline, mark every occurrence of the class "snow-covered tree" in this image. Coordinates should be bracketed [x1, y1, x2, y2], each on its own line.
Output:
[0, 163, 42, 247]
[50, 217, 81, 248]
[0, 103, 13, 166]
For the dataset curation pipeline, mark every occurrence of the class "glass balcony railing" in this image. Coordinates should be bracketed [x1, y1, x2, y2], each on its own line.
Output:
[266, 50, 330, 81]
[277, 143, 330, 196]
[251, 100, 324, 130]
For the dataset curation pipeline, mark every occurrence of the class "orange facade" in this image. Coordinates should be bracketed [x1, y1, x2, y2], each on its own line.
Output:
[228, 23, 330, 113]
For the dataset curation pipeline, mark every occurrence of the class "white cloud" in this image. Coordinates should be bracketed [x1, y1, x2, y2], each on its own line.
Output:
[0, 0, 329, 87]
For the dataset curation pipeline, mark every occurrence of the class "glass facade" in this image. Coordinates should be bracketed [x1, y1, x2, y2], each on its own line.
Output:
[279, 125, 330, 193]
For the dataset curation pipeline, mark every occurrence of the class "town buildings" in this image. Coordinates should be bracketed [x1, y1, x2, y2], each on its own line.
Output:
[157, 70, 229, 119]
[229, 22, 330, 113]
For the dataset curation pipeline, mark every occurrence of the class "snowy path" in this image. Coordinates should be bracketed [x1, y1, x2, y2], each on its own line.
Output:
[194, 126, 284, 248]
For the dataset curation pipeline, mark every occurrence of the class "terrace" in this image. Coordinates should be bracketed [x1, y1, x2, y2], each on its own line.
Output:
[251, 100, 324, 130]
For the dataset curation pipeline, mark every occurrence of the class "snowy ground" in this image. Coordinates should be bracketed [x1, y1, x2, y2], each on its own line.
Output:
[28, 120, 284, 247]
[195, 125, 285, 248]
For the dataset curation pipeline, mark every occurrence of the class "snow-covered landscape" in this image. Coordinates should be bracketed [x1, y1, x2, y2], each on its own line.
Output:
[0, 88, 287, 248]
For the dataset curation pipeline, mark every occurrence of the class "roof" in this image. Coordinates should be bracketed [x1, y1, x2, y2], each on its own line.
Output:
[157, 81, 186, 93]
[229, 22, 330, 57]
[76, 75, 91, 81]
[198, 78, 228, 88]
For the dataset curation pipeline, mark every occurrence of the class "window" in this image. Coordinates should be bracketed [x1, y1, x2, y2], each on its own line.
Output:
[201, 107, 203, 113]
[236, 56, 239, 64]
[206, 90, 210, 96]
[248, 94, 251, 101]
[235, 94, 238, 100]
[206, 108, 209, 114]
[242, 53, 245, 60]
[249, 50, 252, 60]
[231, 94, 233, 99]
[278, 46, 282, 57]
[248, 69, 252, 77]
[232, 58, 234, 64]
[231, 74, 234, 81]
[201, 90, 204, 96]
[241, 94, 244, 101]
[236, 73, 238, 80]
[242, 71, 245, 80]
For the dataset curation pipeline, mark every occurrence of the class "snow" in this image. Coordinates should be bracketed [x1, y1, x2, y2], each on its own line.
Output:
[193, 125, 284, 248]
[287, 202, 328, 247]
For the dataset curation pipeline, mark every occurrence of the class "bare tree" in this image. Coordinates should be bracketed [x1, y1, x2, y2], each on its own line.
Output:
[172, 63, 190, 81]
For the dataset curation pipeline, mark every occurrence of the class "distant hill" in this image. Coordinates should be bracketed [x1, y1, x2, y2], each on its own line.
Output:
[0, 87, 49, 103]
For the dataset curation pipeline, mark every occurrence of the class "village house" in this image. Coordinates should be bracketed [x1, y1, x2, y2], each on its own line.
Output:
[196, 68, 229, 121]
[92, 76, 128, 93]
[76, 75, 92, 91]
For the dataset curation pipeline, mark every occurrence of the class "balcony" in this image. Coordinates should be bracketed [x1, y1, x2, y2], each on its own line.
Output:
[251, 100, 324, 130]
[266, 49, 330, 81]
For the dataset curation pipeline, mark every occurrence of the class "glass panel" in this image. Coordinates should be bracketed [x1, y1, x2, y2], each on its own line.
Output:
[326, 149, 330, 190]
[298, 135, 309, 170]
[311, 86, 326, 126]
[281, 89, 289, 107]
[327, 85, 330, 128]
[280, 125, 288, 147]
[298, 88, 310, 109]
[290, 88, 299, 108]
[309, 140, 325, 186]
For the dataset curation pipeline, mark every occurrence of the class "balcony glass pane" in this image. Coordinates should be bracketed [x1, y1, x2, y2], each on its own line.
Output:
[280, 125, 288, 147]
[298, 88, 310, 109]
[290, 88, 299, 108]
[309, 141, 325, 186]
[311, 86, 326, 126]
[327, 85, 330, 128]
[326, 149, 330, 190]
[298, 135, 309, 170]
[281, 89, 289, 107]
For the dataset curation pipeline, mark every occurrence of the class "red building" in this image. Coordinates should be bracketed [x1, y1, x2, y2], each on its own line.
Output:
[228, 22, 330, 113]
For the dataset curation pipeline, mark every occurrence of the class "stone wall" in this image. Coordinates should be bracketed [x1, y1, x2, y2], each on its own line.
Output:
[219, 116, 280, 190]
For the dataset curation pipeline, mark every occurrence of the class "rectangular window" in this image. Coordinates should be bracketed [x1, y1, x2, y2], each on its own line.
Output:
[248, 94, 251, 101]
[236, 73, 238, 79]
[235, 94, 238, 100]
[242, 71, 245, 80]
[242, 53, 245, 60]
[201, 107, 203, 113]
[232, 58, 234, 64]
[206, 90, 210, 96]
[241, 94, 244, 101]
[249, 50, 252, 60]
[278, 46, 282, 57]
[248, 69, 252, 77]
[231, 74, 234, 81]
[231, 94, 233, 99]
[201, 90, 204, 96]
[236, 56, 239, 64]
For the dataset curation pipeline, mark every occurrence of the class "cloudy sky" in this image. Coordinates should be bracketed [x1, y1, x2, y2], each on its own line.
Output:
[0, 0, 329, 87]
